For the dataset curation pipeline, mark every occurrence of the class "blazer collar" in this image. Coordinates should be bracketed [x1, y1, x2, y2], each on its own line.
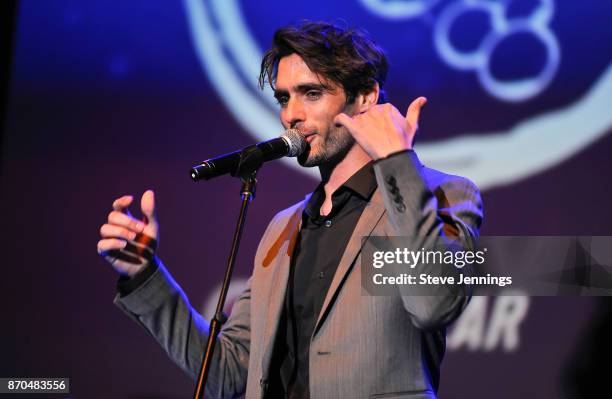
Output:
[261, 189, 386, 372]
[313, 188, 386, 334]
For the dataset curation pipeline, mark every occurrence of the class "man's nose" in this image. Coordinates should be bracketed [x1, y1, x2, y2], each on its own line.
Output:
[283, 98, 306, 128]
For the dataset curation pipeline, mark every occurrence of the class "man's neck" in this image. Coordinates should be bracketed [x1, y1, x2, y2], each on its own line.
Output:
[318, 144, 371, 215]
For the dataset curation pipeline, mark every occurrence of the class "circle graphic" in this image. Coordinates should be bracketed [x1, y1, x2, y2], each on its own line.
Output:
[183, 0, 612, 190]
[433, 0, 560, 101]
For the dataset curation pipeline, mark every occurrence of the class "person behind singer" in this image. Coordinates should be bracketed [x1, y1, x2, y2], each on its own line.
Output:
[97, 21, 483, 399]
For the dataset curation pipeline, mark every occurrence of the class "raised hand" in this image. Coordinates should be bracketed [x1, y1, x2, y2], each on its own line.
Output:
[97, 190, 159, 277]
[334, 96, 427, 160]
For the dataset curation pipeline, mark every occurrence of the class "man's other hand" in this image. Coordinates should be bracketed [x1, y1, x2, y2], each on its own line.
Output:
[97, 190, 159, 277]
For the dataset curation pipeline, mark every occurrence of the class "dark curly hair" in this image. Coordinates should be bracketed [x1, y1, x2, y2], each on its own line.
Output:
[259, 21, 388, 104]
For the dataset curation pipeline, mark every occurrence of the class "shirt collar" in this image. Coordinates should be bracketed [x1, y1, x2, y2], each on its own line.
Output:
[304, 161, 377, 219]
[343, 161, 377, 200]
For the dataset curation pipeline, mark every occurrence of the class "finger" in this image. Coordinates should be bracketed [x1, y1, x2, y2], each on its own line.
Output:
[112, 195, 134, 211]
[97, 237, 151, 264]
[100, 224, 137, 241]
[134, 233, 158, 253]
[140, 189, 157, 227]
[124, 240, 155, 261]
[333, 112, 356, 131]
[406, 96, 427, 128]
[107, 210, 145, 233]
[97, 238, 127, 255]
[107, 250, 144, 266]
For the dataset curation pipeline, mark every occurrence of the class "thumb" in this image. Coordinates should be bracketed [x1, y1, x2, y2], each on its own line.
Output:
[406, 96, 427, 129]
[137, 189, 159, 254]
[140, 189, 157, 226]
[333, 112, 356, 131]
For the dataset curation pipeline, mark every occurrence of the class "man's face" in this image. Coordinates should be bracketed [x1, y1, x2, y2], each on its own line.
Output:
[274, 53, 357, 167]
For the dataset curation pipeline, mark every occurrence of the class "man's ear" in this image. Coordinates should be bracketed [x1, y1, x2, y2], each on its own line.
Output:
[355, 82, 380, 113]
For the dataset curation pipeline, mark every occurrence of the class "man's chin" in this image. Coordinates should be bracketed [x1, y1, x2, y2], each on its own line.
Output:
[297, 151, 321, 167]
[297, 145, 326, 167]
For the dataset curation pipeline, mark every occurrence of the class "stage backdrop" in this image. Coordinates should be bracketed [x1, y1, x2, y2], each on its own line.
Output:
[2, 0, 611, 398]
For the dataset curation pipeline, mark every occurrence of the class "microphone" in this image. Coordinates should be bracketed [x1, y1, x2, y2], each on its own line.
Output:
[190, 129, 306, 181]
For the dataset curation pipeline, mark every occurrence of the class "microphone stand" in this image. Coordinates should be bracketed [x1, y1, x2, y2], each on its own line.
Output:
[192, 146, 262, 399]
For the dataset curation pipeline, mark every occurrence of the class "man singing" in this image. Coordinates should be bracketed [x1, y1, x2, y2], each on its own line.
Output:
[97, 21, 483, 398]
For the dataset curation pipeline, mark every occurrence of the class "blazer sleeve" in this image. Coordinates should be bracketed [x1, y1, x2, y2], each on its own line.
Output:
[373, 150, 484, 330]
[113, 259, 255, 398]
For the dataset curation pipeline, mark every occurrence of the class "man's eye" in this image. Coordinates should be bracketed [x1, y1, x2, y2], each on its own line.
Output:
[306, 91, 321, 100]
[276, 96, 289, 106]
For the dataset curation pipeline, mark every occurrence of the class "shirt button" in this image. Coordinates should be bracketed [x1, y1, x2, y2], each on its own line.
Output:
[324, 220, 332, 227]
[318, 271, 325, 279]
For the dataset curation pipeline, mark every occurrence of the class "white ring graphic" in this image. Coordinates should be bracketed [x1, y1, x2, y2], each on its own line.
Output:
[433, 0, 501, 70]
[359, 0, 441, 19]
[184, 0, 612, 190]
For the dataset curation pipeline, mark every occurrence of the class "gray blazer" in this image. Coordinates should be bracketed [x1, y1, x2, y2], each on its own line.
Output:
[114, 151, 483, 399]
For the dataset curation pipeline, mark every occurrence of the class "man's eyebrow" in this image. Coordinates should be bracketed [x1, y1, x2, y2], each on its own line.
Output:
[274, 83, 331, 99]
[295, 83, 329, 93]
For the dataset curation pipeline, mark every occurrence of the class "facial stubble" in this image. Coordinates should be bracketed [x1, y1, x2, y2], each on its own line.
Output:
[297, 124, 355, 167]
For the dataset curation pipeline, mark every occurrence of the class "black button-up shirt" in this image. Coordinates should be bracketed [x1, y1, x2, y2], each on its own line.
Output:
[273, 161, 378, 398]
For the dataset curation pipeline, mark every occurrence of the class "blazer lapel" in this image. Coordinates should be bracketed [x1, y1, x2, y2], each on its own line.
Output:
[260, 196, 307, 374]
[313, 188, 387, 334]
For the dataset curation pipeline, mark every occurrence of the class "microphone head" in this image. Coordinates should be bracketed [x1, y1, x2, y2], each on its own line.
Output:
[282, 129, 307, 157]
